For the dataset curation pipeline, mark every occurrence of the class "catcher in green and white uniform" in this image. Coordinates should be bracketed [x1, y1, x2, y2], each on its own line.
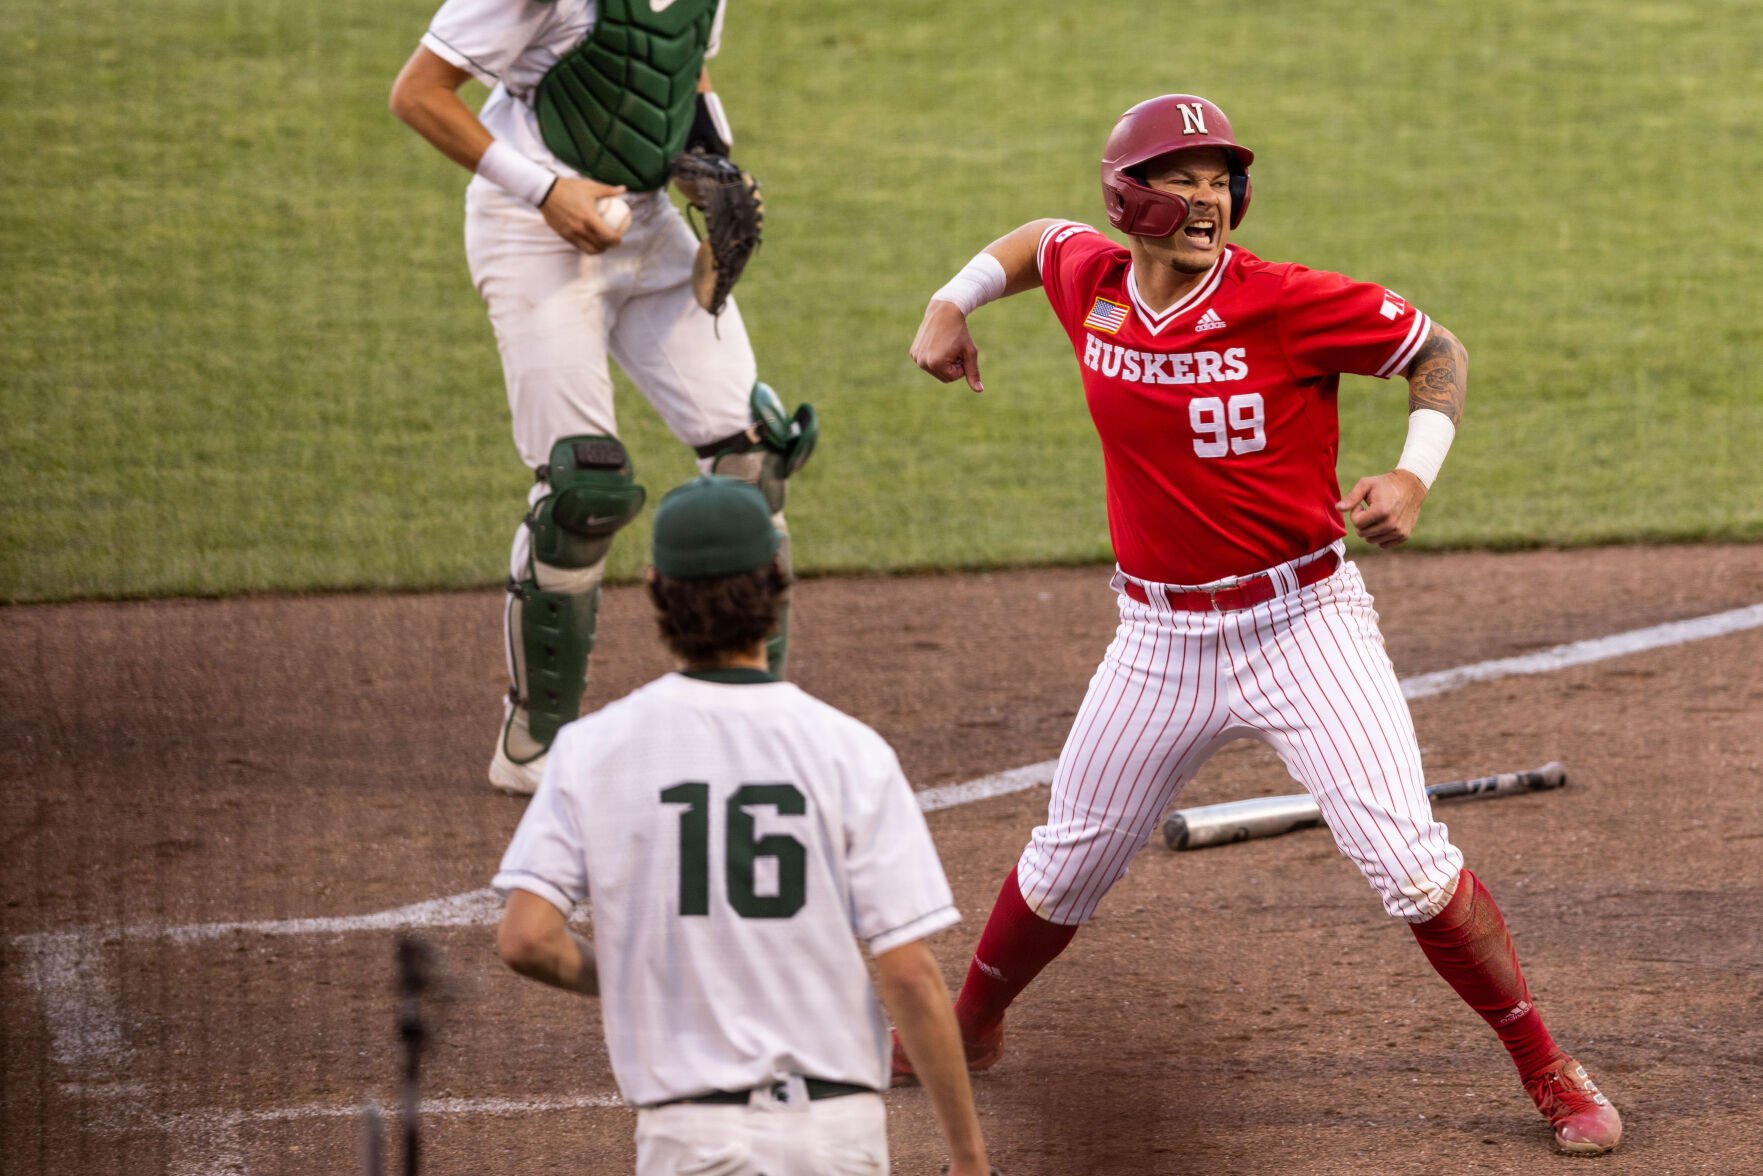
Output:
[494, 477, 994, 1176]
[392, 0, 812, 797]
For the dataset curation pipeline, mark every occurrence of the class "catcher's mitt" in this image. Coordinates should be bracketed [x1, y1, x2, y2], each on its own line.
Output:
[671, 151, 763, 316]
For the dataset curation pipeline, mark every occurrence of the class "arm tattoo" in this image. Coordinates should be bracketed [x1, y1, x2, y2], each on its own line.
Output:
[1404, 326, 1467, 426]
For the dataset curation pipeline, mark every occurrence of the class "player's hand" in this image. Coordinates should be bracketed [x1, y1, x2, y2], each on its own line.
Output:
[1338, 469, 1427, 548]
[539, 177, 629, 254]
[911, 299, 985, 393]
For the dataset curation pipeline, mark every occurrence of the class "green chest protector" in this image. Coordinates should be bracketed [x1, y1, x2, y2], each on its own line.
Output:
[533, 0, 718, 191]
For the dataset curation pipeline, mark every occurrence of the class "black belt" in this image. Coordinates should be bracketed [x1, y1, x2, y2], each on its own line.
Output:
[656, 1079, 875, 1108]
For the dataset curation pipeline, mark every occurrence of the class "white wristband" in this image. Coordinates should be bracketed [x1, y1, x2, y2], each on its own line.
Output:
[1396, 408, 1457, 490]
[476, 140, 557, 208]
[931, 252, 1008, 316]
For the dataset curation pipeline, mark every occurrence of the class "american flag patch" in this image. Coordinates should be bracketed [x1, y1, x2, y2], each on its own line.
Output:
[1083, 297, 1130, 334]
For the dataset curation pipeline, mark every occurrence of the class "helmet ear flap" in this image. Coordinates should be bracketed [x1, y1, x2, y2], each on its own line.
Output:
[1229, 171, 1251, 229]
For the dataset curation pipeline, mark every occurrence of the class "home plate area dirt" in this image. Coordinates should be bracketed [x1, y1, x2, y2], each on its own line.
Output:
[3, 543, 1761, 1175]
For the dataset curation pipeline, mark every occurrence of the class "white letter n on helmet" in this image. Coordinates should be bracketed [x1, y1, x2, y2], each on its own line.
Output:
[1177, 102, 1208, 135]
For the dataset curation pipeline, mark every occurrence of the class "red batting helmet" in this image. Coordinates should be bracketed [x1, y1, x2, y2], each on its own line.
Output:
[1100, 94, 1255, 238]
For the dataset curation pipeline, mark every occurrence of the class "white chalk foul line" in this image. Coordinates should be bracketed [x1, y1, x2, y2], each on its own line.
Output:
[1399, 601, 1763, 699]
[147, 887, 506, 946]
[10, 889, 507, 1071]
[172, 1093, 626, 1127]
[19, 932, 129, 1068]
[164, 1092, 626, 1176]
[8, 599, 1759, 1155]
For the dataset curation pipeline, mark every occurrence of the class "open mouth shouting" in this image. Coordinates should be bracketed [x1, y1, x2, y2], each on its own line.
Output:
[1182, 217, 1218, 248]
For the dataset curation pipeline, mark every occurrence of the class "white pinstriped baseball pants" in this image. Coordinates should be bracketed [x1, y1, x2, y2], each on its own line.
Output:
[1017, 544, 1464, 925]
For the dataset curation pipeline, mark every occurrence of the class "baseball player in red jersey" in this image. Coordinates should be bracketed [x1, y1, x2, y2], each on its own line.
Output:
[894, 94, 1622, 1156]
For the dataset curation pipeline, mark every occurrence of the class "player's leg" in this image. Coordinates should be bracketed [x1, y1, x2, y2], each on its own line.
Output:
[608, 204, 815, 678]
[1409, 869, 1620, 1152]
[633, 1104, 756, 1176]
[495, 436, 644, 794]
[750, 1091, 886, 1175]
[698, 382, 816, 674]
[467, 186, 636, 794]
[933, 591, 1236, 1070]
[1241, 562, 1620, 1153]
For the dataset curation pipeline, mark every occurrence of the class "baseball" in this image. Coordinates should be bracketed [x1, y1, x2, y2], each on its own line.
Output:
[597, 196, 632, 234]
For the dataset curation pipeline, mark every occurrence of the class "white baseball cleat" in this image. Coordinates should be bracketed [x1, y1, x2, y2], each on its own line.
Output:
[488, 743, 545, 797]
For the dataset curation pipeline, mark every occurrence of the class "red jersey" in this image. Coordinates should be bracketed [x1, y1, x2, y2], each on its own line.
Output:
[1037, 222, 1433, 583]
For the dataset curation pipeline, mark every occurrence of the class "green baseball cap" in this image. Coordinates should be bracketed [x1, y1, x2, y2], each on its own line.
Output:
[651, 475, 782, 579]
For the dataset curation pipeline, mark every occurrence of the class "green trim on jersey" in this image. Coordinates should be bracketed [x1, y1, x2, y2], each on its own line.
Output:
[533, 0, 718, 190]
[681, 667, 778, 685]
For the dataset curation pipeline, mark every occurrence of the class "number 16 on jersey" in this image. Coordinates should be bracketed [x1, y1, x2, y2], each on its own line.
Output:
[661, 782, 808, 918]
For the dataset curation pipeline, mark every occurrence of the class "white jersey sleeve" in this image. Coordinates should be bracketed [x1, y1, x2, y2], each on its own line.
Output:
[843, 736, 959, 955]
[423, 0, 560, 90]
[492, 746, 589, 915]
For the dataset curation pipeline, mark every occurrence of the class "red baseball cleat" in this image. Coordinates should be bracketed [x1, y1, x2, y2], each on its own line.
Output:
[1524, 1055, 1622, 1155]
[889, 1020, 1005, 1087]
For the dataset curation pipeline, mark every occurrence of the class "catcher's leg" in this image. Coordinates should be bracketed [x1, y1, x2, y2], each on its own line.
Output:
[467, 184, 632, 793]
[610, 223, 816, 675]
[702, 382, 817, 676]
[494, 437, 645, 795]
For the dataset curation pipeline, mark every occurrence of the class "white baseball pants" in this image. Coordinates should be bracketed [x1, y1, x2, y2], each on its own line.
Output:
[464, 180, 761, 585]
[464, 181, 757, 474]
[634, 1087, 887, 1176]
[1018, 547, 1464, 925]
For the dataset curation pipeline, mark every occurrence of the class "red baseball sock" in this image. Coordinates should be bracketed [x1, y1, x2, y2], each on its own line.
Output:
[952, 867, 1080, 1038]
[1409, 868, 1562, 1080]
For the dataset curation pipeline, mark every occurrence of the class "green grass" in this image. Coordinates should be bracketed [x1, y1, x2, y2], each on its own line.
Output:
[3, 0, 1760, 602]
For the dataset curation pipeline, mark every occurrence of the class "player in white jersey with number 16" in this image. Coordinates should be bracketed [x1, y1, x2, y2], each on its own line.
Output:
[494, 476, 994, 1176]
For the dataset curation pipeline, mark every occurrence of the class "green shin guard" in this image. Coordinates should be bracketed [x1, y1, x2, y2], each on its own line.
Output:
[703, 382, 820, 512]
[510, 582, 602, 751]
[503, 436, 644, 758]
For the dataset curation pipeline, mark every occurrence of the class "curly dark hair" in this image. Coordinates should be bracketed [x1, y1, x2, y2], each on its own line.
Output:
[647, 560, 791, 665]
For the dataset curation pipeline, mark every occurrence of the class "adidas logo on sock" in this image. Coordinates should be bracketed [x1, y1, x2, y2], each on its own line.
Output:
[1195, 308, 1227, 332]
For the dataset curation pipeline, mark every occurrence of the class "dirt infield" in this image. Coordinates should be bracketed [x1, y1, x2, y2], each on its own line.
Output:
[4, 544, 1762, 1175]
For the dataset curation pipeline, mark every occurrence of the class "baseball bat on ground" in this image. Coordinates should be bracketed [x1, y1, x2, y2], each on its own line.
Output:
[1161, 762, 1567, 851]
